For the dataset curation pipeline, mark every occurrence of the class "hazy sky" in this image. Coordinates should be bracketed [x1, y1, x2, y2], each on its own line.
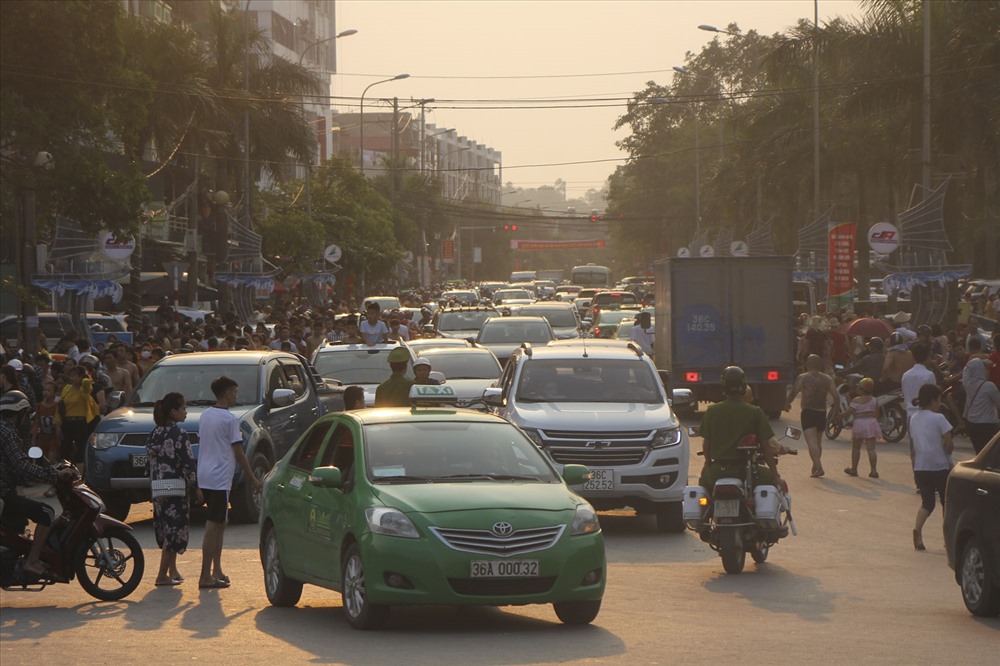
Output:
[334, 0, 863, 197]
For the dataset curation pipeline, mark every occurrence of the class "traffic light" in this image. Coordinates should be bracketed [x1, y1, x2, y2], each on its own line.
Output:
[590, 214, 598, 223]
[503, 224, 518, 232]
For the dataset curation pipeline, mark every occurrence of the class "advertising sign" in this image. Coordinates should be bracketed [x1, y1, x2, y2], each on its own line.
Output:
[323, 244, 342, 264]
[699, 245, 715, 258]
[442, 239, 455, 264]
[828, 222, 857, 312]
[101, 232, 136, 260]
[867, 221, 901, 255]
[730, 240, 749, 257]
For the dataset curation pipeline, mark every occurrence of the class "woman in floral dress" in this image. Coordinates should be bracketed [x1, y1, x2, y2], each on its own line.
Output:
[147, 392, 202, 586]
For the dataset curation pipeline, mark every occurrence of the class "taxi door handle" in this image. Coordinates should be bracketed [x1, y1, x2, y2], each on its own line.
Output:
[976, 488, 989, 496]
[304, 495, 312, 501]
[276, 483, 285, 491]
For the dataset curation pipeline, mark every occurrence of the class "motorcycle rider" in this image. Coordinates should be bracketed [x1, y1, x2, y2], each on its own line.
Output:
[699, 366, 781, 490]
[879, 332, 914, 395]
[0, 391, 74, 578]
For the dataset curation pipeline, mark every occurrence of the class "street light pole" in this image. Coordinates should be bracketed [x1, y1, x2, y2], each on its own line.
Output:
[813, 0, 821, 216]
[297, 29, 357, 67]
[359, 74, 409, 175]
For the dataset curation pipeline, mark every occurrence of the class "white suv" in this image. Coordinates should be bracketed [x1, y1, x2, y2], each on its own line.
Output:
[483, 342, 689, 532]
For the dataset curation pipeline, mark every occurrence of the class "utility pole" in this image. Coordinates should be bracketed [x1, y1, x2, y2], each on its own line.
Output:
[813, 0, 821, 217]
[391, 96, 399, 200]
[922, 0, 931, 195]
[243, 1, 252, 226]
[186, 157, 199, 306]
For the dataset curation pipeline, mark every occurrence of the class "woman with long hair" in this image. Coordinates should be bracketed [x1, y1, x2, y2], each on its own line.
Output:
[147, 392, 202, 586]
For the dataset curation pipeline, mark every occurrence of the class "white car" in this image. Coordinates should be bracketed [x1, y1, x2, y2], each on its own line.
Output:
[310, 341, 415, 407]
[415, 346, 503, 408]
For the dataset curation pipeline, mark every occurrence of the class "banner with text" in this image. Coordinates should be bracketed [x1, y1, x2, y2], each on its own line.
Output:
[827, 222, 857, 312]
[510, 239, 606, 251]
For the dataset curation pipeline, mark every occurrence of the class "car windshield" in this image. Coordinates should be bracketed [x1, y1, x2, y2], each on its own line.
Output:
[438, 310, 495, 331]
[515, 358, 663, 404]
[364, 421, 558, 483]
[313, 349, 412, 384]
[495, 290, 531, 301]
[478, 321, 553, 344]
[523, 308, 578, 327]
[132, 364, 261, 406]
[422, 352, 502, 379]
[594, 293, 638, 306]
[597, 311, 636, 326]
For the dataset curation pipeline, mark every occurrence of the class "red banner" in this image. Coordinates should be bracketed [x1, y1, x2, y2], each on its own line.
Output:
[827, 222, 856, 310]
[442, 239, 455, 263]
[510, 239, 606, 251]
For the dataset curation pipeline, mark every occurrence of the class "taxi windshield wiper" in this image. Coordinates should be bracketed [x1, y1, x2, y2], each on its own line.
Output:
[435, 473, 539, 481]
[372, 475, 433, 484]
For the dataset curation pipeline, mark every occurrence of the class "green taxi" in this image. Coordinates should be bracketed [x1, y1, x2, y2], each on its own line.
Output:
[258, 387, 606, 629]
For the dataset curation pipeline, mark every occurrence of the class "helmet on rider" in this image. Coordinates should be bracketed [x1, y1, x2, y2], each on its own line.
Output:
[721, 366, 747, 395]
[916, 324, 932, 337]
[866, 337, 884, 350]
[889, 332, 904, 346]
[0, 390, 32, 426]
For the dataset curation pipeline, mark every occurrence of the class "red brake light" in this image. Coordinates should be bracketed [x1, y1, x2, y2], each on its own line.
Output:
[767, 371, 779, 381]
[685, 372, 700, 382]
[594, 328, 601, 336]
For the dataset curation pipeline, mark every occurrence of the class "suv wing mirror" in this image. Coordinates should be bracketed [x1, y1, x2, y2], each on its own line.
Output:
[482, 387, 504, 407]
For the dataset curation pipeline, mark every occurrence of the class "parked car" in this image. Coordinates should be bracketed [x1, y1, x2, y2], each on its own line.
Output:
[943, 433, 1000, 617]
[259, 388, 605, 629]
[86, 351, 343, 522]
[515, 303, 583, 340]
[311, 341, 416, 407]
[483, 341, 689, 532]
[415, 346, 503, 407]
[474, 316, 555, 367]
[1, 312, 127, 350]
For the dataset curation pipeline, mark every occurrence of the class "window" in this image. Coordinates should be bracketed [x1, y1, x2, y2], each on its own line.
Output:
[290, 423, 335, 471]
[279, 361, 307, 398]
[319, 424, 357, 485]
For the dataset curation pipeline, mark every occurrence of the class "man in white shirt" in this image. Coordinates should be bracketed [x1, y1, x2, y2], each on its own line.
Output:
[197, 375, 262, 589]
[359, 304, 389, 346]
[901, 344, 937, 422]
[629, 312, 655, 357]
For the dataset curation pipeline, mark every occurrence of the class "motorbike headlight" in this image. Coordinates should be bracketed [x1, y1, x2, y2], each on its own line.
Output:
[365, 508, 419, 539]
[520, 427, 545, 448]
[651, 427, 682, 448]
[571, 503, 600, 536]
[91, 433, 121, 450]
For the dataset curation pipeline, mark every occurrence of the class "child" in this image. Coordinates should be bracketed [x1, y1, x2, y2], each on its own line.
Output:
[33, 382, 62, 497]
[909, 384, 954, 551]
[842, 377, 881, 478]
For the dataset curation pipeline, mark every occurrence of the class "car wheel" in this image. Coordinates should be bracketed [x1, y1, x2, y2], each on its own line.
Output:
[341, 544, 389, 630]
[230, 451, 271, 524]
[262, 524, 302, 607]
[654, 503, 685, 533]
[101, 492, 130, 522]
[553, 599, 601, 625]
[960, 536, 1000, 617]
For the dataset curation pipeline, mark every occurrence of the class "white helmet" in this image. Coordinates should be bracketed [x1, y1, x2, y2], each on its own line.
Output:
[0, 390, 31, 415]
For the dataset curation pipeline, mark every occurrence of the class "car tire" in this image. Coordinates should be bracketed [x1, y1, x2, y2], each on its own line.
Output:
[654, 503, 685, 533]
[960, 536, 1000, 617]
[341, 544, 389, 630]
[230, 451, 271, 524]
[101, 492, 130, 522]
[553, 599, 601, 625]
[262, 524, 302, 607]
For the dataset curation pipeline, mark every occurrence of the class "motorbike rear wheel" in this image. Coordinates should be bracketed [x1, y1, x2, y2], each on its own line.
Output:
[721, 544, 746, 574]
[880, 403, 907, 443]
[74, 527, 144, 601]
[825, 406, 843, 440]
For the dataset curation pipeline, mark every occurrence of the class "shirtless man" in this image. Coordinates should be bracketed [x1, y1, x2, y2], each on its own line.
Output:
[879, 332, 914, 395]
[102, 350, 133, 395]
[786, 354, 839, 478]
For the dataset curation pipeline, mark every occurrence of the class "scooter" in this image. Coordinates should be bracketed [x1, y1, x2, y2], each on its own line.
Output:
[683, 427, 800, 575]
[0, 447, 144, 601]
[826, 368, 907, 443]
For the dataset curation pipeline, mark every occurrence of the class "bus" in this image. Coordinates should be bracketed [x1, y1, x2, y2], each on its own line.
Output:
[570, 264, 612, 289]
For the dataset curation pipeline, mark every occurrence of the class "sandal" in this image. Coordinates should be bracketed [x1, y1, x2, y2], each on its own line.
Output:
[913, 529, 926, 551]
[869, 471, 879, 479]
[155, 578, 182, 587]
[844, 468, 858, 477]
[214, 574, 231, 585]
[198, 577, 231, 589]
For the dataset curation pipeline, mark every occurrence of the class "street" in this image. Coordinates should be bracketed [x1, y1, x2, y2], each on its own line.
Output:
[1, 404, 996, 665]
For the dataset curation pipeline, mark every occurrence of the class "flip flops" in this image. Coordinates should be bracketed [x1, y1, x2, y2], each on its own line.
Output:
[844, 467, 858, 477]
[198, 577, 231, 589]
[155, 578, 182, 587]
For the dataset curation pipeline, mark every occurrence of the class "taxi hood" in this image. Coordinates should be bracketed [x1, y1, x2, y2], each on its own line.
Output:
[372, 482, 578, 514]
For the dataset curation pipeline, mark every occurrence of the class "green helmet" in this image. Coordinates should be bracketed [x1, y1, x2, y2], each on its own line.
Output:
[721, 366, 747, 394]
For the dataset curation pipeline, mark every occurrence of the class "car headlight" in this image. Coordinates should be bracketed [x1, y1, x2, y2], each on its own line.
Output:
[571, 503, 600, 536]
[365, 507, 419, 539]
[91, 433, 121, 450]
[651, 427, 682, 448]
[520, 427, 545, 448]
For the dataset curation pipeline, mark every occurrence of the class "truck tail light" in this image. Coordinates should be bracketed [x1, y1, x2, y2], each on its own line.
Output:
[767, 371, 780, 381]
[685, 372, 700, 382]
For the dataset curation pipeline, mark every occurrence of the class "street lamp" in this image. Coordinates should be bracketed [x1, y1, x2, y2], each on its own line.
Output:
[359, 74, 409, 175]
[698, 24, 737, 36]
[297, 28, 357, 66]
[652, 97, 700, 234]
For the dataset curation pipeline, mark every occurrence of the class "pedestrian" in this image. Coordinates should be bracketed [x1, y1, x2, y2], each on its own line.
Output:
[902, 344, 937, 426]
[786, 354, 839, 478]
[629, 311, 655, 357]
[374, 348, 414, 407]
[961, 358, 1000, 454]
[196, 376, 262, 589]
[32, 382, 62, 463]
[842, 377, 880, 478]
[360, 303, 389, 345]
[60, 367, 97, 468]
[147, 392, 202, 586]
[343, 385, 366, 411]
[909, 384, 953, 551]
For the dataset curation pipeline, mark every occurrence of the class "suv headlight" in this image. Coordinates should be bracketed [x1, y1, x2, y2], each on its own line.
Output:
[91, 433, 121, 450]
[520, 427, 545, 448]
[365, 507, 419, 539]
[651, 427, 682, 448]
[571, 503, 600, 535]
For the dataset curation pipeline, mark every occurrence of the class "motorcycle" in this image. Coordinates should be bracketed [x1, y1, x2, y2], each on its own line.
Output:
[0, 447, 144, 601]
[826, 368, 907, 443]
[683, 427, 800, 575]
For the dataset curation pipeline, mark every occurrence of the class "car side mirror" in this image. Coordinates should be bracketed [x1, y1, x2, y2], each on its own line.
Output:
[108, 390, 125, 411]
[428, 371, 446, 384]
[28, 446, 44, 460]
[271, 388, 296, 408]
[422, 324, 436, 334]
[784, 426, 802, 440]
[562, 464, 591, 486]
[671, 388, 694, 406]
[309, 466, 343, 488]
[482, 387, 504, 407]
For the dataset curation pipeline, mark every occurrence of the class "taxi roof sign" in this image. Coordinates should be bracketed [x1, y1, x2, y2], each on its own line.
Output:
[409, 384, 457, 404]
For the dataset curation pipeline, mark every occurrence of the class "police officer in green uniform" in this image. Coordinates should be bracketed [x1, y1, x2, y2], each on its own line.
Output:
[374, 347, 414, 407]
[698, 366, 780, 489]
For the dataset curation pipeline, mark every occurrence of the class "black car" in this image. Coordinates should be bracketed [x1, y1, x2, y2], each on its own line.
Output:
[943, 433, 1000, 617]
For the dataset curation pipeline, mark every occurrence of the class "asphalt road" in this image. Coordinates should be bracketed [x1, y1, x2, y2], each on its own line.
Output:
[2, 404, 997, 665]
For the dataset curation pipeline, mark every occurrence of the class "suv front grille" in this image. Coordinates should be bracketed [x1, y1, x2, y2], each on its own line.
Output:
[541, 429, 652, 440]
[539, 429, 652, 466]
[548, 447, 647, 466]
[429, 525, 565, 557]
